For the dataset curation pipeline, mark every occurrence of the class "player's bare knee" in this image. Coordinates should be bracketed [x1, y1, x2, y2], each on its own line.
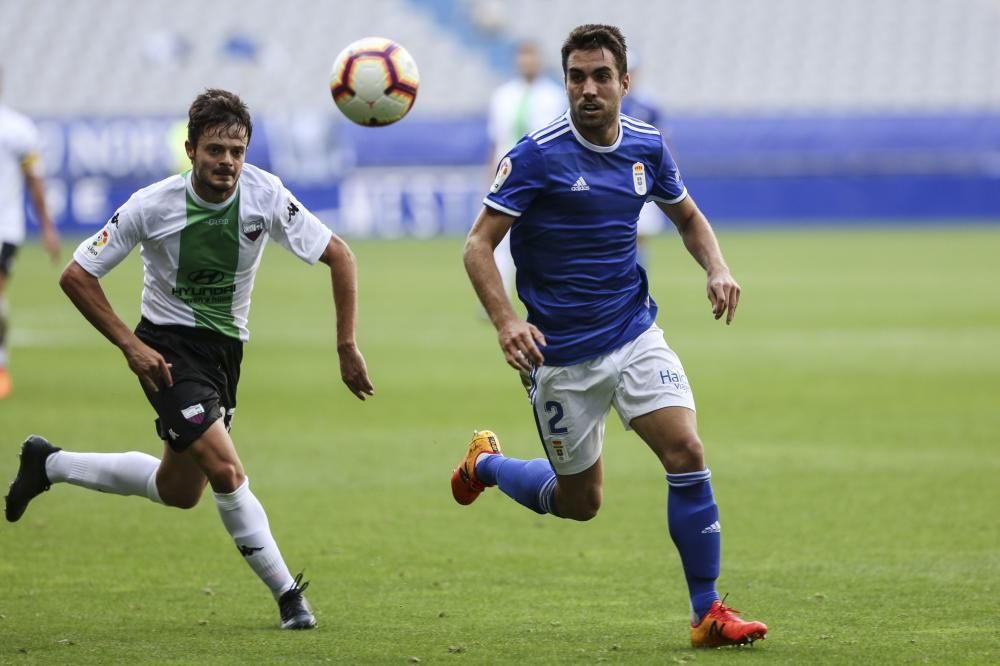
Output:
[560, 487, 602, 521]
[167, 494, 201, 510]
[158, 487, 202, 510]
[564, 502, 600, 522]
[665, 435, 705, 473]
[206, 463, 245, 494]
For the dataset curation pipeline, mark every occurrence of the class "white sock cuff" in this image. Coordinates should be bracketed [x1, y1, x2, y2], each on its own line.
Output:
[213, 477, 250, 511]
[145, 469, 163, 504]
[43, 450, 93, 485]
[666, 468, 712, 487]
[68, 454, 92, 484]
[44, 450, 65, 482]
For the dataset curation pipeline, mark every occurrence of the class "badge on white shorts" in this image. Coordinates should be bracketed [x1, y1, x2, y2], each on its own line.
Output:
[550, 439, 566, 461]
[632, 162, 647, 196]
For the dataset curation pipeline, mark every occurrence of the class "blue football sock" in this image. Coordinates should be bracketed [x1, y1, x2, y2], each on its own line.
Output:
[666, 469, 721, 621]
[477, 455, 557, 515]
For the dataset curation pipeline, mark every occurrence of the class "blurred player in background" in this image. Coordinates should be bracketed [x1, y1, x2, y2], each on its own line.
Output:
[4, 89, 374, 630]
[0, 67, 60, 399]
[486, 40, 566, 300]
[455, 25, 768, 647]
[620, 52, 670, 269]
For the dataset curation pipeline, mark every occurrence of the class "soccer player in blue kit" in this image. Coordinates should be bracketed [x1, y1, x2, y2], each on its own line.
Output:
[452, 25, 768, 647]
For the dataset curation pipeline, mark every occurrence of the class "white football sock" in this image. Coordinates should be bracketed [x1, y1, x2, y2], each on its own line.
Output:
[213, 478, 295, 599]
[45, 450, 163, 503]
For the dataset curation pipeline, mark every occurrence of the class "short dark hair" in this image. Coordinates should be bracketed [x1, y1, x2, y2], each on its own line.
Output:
[561, 24, 628, 78]
[187, 88, 252, 147]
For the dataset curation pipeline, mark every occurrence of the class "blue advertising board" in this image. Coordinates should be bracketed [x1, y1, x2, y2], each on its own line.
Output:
[22, 112, 1000, 238]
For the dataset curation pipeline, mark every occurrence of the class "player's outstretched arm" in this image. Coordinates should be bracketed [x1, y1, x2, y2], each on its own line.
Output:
[319, 234, 374, 401]
[23, 161, 60, 262]
[658, 196, 741, 325]
[58, 261, 173, 392]
[464, 207, 546, 372]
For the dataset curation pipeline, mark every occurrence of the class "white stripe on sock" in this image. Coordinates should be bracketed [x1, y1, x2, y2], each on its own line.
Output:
[538, 476, 558, 514]
[665, 468, 712, 488]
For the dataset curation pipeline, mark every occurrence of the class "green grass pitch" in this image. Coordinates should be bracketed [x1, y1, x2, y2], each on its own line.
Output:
[1, 226, 998, 664]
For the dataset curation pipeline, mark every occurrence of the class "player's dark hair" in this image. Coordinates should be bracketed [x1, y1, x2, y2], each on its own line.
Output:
[187, 88, 253, 147]
[561, 24, 628, 78]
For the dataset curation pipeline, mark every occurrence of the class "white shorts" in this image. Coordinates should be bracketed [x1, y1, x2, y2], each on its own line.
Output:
[524, 323, 695, 475]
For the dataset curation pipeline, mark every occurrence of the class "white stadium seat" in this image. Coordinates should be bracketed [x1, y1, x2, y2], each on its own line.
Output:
[0, 0, 996, 115]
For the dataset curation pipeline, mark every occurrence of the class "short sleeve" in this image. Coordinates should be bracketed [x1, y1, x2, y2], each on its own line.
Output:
[72, 198, 143, 278]
[267, 185, 332, 264]
[647, 139, 687, 205]
[483, 138, 547, 217]
[13, 116, 42, 176]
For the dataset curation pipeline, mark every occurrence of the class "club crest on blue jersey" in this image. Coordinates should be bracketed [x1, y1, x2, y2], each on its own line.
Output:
[491, 157, 513, 193]
[632, 162, 647, 195]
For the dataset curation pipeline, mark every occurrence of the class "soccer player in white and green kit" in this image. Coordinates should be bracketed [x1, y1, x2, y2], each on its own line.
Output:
[3, 89, 374, 629]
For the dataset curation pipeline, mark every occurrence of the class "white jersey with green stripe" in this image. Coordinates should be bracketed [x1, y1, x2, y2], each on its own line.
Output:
[72, 163, 333, 341]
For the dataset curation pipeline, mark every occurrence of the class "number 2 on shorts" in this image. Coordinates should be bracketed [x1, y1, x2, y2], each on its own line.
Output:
[544, 400, 569, 435]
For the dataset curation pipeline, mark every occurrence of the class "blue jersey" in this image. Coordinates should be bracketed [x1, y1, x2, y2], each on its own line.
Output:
[484, 111, 687, 366]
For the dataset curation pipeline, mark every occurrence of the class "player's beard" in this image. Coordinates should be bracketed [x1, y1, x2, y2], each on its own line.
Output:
[571, 98, 619, 135]
[194, 165, 239, 196]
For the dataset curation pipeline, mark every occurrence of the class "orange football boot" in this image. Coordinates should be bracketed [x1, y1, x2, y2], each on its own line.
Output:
[450, 430, 502, 505]
[691, 597, 768, 648]
[0, 368, 11, 400]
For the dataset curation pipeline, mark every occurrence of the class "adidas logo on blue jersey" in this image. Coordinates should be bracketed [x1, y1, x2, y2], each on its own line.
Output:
[570, 177, 590, 192]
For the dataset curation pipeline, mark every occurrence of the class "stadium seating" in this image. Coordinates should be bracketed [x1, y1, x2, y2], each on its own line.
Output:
[491, 0, 1000, 113]
[1, 0, 997, 116]
[0, 0, 499, 116]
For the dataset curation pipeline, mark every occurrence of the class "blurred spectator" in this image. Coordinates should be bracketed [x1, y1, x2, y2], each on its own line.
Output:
[470, 0, 508, 35]
[0, 67, 60, 399]
[221, 32, 260, 63]
[621, 53, 669, 266]
[621, 53, 663, 127]
[486, 40, 565, 299]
